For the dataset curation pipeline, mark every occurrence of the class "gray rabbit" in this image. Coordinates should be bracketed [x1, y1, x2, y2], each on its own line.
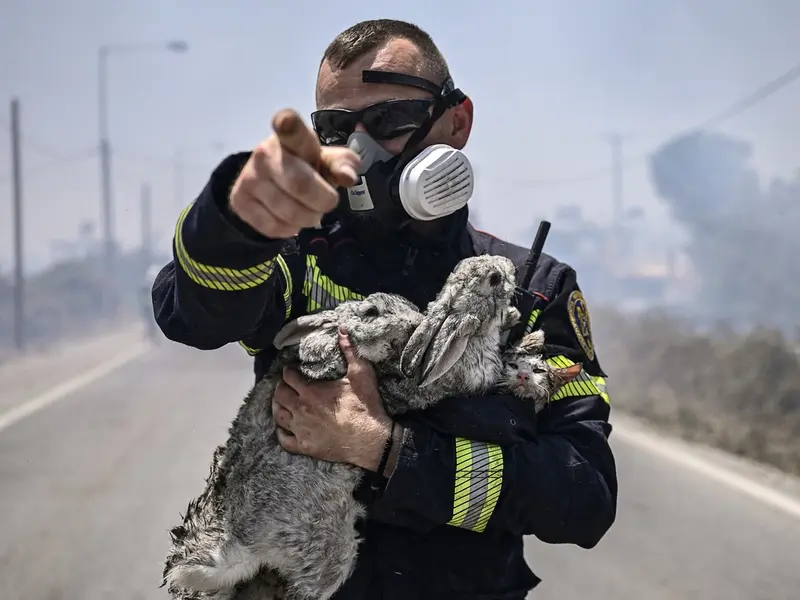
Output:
[162, 292, 423, 600]
[163, 255, 522, 600]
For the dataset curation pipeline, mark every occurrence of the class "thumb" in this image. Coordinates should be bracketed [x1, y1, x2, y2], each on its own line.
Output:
[319, 147, 360, 188]
[338, 326, 366, 371]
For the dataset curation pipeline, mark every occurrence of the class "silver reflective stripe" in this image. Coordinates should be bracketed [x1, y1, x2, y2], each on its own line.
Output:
[459, 441, 491, 530]
[305, 263, 339, 309]
[448, 438, 504, 533]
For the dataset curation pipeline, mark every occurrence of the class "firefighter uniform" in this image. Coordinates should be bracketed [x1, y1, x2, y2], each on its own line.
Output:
[152, 152, 618, 600]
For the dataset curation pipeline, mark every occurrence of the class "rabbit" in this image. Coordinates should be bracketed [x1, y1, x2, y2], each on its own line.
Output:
[163, 292, 424, 600]
[499, 329, 585, 412]
[162, 254, 521, 600]
[387, 253, 521, 413]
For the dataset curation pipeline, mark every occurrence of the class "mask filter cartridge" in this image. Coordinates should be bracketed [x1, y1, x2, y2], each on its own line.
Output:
[397, 144, 474, 221]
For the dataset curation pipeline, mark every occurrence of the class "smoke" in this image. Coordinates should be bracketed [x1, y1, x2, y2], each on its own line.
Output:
[649, 130, 800, 333]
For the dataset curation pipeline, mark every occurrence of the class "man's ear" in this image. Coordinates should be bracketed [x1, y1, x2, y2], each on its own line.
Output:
[449, 96, 473, 149]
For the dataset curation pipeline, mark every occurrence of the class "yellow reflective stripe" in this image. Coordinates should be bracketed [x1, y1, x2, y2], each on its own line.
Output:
[237, 256, 294, 357]
[523, 308, 542, 334]
[275, 255, 293, 321]
[175, 204, 276, 291]
[303, 254, 364, 311]
[547, 355, 610, 404]
[238, 340, 260, 356]
[448, 438, 504, 533]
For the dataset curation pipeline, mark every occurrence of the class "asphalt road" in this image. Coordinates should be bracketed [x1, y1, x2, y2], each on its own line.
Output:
[1, 338, 799, 600]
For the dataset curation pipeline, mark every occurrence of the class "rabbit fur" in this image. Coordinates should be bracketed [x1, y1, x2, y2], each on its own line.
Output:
[163, 254, 536, 600]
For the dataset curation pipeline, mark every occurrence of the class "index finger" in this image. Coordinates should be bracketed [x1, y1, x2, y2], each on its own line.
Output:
[272, 109, 322, 169]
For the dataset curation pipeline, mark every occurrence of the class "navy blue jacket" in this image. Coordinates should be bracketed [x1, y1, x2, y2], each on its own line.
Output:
[152, 152, 618, 600]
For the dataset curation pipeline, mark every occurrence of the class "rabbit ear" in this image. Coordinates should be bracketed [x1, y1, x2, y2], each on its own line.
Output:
[400, 316, 440, 378]
[402, 313, 481, 388]
[273, 313, 335, 349]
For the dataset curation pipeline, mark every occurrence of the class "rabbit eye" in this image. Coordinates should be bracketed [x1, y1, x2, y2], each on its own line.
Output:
[489, 272, 502, 287]
[363, 306, 380, 318]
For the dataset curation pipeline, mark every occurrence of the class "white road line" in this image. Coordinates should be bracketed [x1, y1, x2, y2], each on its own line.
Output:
[613, 421, 800, 520]
[0, 342, 149, 434]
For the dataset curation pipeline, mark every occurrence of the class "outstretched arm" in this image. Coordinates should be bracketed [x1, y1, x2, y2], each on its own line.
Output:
[152, 152, 294, 353]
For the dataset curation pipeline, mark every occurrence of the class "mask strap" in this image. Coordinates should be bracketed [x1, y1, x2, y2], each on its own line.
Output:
[362, 70, 442, 95]
[361, 70, 467, 159]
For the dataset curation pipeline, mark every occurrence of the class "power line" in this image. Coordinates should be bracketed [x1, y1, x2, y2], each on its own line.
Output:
[0, 113, 220, 175]
[112, 148, 211, 172]
[516, 58, 800, 190]
[0, 147, 98, 184]
[0, 113, 89, 163]
[0, 145, 220, 185]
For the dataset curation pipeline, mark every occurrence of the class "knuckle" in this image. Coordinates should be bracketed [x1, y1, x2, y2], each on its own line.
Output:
[252, 138, 276, 162]
[349, 364, 364, 377]
[316, 186, 340, 213]
[282, 160, 316, 198]
[231, 196, 263, 229]
[275, 199, 320, 230]
[241, 206, 279, 238]
[281, 161, 337, 214]
[228, 188, 247, 215]
[266, 195, 302, 225]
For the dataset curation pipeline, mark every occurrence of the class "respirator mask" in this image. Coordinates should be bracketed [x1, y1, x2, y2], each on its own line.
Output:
[310, 70, 475, 234]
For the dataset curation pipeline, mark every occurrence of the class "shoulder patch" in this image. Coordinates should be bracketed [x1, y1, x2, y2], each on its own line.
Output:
[567, 290, 595, 361]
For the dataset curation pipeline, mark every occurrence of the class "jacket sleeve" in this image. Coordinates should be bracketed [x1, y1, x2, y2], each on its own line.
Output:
[152, 152, 296, 353]
[367, 267, 618, 549]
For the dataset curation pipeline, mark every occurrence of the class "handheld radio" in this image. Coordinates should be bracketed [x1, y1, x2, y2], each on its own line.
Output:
[501, 220, 551, 351]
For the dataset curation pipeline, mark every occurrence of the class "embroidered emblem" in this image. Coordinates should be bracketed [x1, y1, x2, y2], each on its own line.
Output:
[567, 290, 595, 361]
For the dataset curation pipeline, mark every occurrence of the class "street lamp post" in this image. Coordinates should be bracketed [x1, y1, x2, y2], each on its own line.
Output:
[97, 40, 188, 317]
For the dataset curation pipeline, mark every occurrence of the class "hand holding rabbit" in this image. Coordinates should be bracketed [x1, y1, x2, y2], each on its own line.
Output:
[273, 327, 392, 471]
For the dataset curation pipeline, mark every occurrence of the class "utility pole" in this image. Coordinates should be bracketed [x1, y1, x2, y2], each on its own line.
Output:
[10, 98, 25, 352]
[97, 40, 188, 318]
[140, 183, 153, 267]
[98, 46, 116, 318]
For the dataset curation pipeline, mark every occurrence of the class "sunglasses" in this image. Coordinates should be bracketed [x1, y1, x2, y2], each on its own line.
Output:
[311, 98, 436, 146]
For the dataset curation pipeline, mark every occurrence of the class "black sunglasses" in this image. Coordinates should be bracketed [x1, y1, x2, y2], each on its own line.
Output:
[310, 98, 436, 146]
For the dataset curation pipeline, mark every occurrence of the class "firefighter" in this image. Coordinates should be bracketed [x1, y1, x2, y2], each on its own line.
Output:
[152, 18, 617, 600]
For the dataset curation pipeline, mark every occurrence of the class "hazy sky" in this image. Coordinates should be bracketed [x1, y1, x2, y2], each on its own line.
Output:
[1, 0, 799, 273]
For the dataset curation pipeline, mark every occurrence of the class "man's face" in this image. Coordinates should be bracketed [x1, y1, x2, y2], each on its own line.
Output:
[315, 37, 473, 156]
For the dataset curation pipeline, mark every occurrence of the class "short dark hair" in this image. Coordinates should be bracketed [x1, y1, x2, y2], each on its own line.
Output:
[321, 19, 451, 84]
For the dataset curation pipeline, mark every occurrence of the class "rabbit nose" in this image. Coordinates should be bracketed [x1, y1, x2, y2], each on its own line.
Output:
[489, 272, 502, 287]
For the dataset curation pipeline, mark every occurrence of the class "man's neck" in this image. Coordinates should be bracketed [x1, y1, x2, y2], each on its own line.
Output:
[407, 219, 445, 237]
